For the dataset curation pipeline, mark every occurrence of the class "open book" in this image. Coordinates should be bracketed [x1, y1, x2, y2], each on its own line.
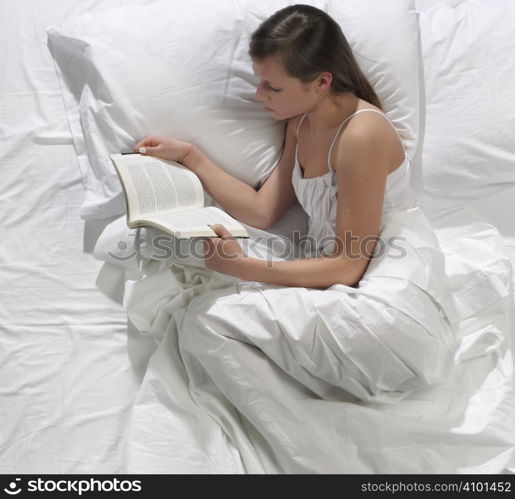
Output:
[110, 153, 249, 239]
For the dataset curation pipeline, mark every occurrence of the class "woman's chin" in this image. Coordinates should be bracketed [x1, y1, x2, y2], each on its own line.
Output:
[265, 108, 287, 121]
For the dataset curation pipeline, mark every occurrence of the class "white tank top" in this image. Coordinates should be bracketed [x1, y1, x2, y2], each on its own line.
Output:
[291, 109, 417, 256]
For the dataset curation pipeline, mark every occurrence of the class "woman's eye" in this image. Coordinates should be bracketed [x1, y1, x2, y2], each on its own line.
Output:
[258, 79, 282, 92]
[267, 84, 282, 92]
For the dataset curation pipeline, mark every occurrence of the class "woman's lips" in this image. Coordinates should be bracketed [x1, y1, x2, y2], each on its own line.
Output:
[265, 106, 274, 111]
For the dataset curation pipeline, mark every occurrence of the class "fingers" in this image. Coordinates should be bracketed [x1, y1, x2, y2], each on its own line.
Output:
[208, 224, 234, 239]
[133, 137, 149, 151]
[139, 146, 159, 156]
[132, 136, 160, 153]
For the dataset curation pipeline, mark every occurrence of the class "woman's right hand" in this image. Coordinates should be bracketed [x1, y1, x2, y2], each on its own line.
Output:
[133, 135, 193, 163]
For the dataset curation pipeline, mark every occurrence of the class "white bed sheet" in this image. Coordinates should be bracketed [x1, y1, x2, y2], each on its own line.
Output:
[1, 0, 514, 474]
[0, 0, 156, 474]
[434, 185, 515, 268]
[443, 186, 515, 475]
[117, 201, 514, 474]
[425, 187, 515, 475]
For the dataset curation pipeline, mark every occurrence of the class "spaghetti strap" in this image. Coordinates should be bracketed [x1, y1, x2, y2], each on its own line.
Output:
[296, 114, 307, 138]
[327, 109, 407, 171]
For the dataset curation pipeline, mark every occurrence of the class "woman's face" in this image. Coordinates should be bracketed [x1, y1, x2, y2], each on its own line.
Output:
[251, 55, 322, 120]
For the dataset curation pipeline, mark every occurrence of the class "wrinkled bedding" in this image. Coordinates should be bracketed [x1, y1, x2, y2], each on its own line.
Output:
[119, 205, 514, 473]
[3, 0, 514, 475]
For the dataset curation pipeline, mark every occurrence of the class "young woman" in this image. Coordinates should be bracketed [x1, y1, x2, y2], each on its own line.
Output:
[128, 8, 458, 466]
[134, 4, 416, 290]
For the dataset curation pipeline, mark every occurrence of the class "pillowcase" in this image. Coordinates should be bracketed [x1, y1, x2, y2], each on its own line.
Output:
[48, 0, 421, 221]
[47, 0, 285, 219]
[326, 0, 421, 158]
[235, 0, 421, 167]
[414, 0, 515, 215]
[415, 0, 464, 9]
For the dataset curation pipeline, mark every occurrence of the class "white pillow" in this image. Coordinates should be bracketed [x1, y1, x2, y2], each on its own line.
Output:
[415, 0, 464, 9]
[414, 0, 515, 214]
[47, 0, 285, 220]
[239, 0, 422, 165]
[48, 0, 421, 221]
[327, 0, 421, 158]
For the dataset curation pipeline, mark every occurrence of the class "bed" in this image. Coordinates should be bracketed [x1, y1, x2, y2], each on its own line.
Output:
[1, 0, 514, 474]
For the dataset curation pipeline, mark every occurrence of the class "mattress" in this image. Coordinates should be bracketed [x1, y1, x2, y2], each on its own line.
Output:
[1, 1, 513, 474]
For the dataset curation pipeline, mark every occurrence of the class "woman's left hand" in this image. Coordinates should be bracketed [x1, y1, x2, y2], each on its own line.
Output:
[203, 224, 248, 278]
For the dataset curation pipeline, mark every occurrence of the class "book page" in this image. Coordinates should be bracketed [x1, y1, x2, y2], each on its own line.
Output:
[110, 154, 204, 221]
[145, 206, 249, 238]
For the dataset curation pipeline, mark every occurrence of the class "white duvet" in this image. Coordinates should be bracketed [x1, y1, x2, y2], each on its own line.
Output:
[115, 205, 514, 473]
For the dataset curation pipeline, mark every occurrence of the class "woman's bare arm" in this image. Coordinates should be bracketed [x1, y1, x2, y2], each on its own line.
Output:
[183, 118, 299, 230]
[230, 125, 392, 289]
[252, 116, 299, 228]
[135, 134, 267, 228]
[181, 146, 267, 228]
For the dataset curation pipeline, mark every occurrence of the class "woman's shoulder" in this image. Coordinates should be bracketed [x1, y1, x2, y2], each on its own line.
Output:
[345, 101, 386, 132]
[338, 103, 405, 170]
[343, 103, 398, 145]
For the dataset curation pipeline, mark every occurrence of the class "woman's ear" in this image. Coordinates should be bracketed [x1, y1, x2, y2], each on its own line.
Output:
[315, 71, 333, 93]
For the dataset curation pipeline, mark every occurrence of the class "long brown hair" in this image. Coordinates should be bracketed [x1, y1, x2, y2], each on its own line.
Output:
[248, 4, 383, 110]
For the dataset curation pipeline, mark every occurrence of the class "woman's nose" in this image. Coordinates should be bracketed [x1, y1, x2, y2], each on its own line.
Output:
[255, 81, 268, 103]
